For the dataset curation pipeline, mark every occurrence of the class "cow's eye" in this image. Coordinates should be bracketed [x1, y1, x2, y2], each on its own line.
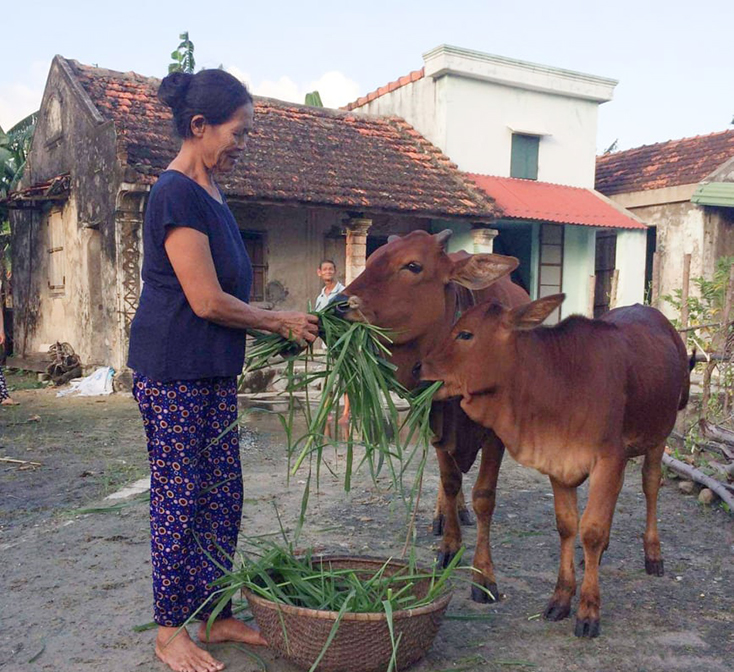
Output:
[405, 262, 423, 274]
[456, 331, 474, 341]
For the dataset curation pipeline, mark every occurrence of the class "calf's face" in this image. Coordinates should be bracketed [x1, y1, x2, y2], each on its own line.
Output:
[342, 229, 518, 345]
[421, 294, 566, 402]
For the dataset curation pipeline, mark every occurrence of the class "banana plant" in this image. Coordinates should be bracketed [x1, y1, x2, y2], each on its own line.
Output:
[0, 111, 37, 200]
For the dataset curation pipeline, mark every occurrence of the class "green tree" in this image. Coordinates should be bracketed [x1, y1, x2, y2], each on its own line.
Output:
[168, 31, 195, 74]
[0, 111, 37, 309]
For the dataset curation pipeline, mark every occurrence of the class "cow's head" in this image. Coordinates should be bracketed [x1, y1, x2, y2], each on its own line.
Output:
[337, 230, 518, 345]
[420, 294, 566, 407]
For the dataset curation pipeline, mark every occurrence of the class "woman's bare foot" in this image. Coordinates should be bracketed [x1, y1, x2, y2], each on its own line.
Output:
[197, 617, 267, 646]
[155, 626, 224, 672]
[1, 397, 19, 406]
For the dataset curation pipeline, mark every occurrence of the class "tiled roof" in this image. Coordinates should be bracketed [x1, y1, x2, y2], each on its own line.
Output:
[343, 68, 425, 111]
[63, 59, 494, 219]
[595, 129, 734, 195]
[466, 173, 646, 230]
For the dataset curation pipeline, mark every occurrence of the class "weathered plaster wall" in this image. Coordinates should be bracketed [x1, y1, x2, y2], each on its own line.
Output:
[625, 201, 706, 317]
[228, 204, 430, 311]
[11, 57, 123, 369]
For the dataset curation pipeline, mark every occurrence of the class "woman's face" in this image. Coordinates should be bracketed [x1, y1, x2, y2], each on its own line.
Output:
[196, 103, 255, 174]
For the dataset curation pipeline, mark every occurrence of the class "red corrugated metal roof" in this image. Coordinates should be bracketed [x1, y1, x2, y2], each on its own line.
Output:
[466, 174, 646, 230]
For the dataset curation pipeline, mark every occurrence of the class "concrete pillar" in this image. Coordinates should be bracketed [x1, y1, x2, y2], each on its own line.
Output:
[471, 225, 499, 254]
[344, 217, 372, 285]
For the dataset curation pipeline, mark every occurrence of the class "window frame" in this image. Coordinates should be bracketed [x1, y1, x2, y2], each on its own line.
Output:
[47, 208, 66, 296]
[510, 133, 540, 180]
[240, 230, 267, 302]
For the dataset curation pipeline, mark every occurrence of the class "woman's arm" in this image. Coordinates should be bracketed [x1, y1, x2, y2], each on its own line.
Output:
[165, 227, 318, 342]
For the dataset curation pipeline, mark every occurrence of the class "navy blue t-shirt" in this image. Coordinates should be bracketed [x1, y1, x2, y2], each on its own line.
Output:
[127, 170, 252, 381]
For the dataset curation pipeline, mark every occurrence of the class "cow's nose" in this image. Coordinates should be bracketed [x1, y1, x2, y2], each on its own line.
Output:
[411, 361, 422, 380]
[330, 293, 350, 316]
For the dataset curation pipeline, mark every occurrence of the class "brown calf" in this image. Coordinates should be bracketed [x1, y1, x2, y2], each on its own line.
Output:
[420, 294, 691, 637]
[336, 230, 528, 601]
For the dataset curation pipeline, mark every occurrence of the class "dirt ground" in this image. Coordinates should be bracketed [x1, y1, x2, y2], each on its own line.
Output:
[1, 373, 732, 672]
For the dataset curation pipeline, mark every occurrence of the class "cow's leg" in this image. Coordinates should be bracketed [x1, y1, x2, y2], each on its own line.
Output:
[433, 482, 471, 536]
[435, 448, 463, 568]
[469, 437, 504, 603]
[433, 483, 446, 536]
[457, 488, 474, 526]
[575, 457, 625, 638]
[642, 442, 665, 576]
[544, 478, 578, 621]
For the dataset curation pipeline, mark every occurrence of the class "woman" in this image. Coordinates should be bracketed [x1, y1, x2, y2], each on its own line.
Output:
[0, 308, 19, 406]
[128, 69, 318, 672]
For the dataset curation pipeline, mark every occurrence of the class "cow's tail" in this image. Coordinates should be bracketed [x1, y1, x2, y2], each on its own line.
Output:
[679, 347, 696, 410]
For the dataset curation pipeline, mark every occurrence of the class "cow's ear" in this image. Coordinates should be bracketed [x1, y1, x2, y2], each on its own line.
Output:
[506, 294, 565, 330]
[449, 254, 518, 290]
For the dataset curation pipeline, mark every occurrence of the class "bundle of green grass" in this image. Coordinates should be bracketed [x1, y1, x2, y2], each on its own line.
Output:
[245, 302, 441, 492]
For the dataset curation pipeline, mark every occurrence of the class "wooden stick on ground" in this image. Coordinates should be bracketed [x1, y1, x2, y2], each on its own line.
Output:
[662, 453, 734, 511]
[0, 457, 42, 467]
[701, 265, 734, 415]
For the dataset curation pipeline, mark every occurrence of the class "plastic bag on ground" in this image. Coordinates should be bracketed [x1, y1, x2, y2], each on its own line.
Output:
[56, 366, 115, 397]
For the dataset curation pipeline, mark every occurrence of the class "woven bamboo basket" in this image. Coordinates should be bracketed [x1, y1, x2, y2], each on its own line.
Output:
[244, 555, 453, 672]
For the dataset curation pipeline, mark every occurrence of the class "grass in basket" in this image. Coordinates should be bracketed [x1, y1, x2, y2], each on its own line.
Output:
[198, 512, 468, 672]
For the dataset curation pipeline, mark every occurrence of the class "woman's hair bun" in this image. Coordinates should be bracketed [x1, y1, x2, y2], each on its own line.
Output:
[158, 71, 194, 110]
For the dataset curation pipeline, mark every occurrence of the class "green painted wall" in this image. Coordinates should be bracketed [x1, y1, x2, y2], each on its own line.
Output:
[430, 220, 473, 253]
[561, 226, 596, 317]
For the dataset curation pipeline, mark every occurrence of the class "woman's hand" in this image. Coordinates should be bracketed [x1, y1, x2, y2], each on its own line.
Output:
[273, 311, 319, 344]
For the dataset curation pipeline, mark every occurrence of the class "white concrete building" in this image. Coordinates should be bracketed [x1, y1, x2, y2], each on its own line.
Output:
[346, 45, 648, 319]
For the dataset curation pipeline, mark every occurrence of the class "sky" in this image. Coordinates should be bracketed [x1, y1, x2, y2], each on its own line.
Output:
[1, 0, 733, 153]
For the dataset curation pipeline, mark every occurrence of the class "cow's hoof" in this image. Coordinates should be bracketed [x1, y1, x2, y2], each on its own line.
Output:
[458, 509, 475, 526]
[574, 617, 601, 638]
[471, 582, 499, 603]
[436, 550, 458, 568]
[432, 515, 445, 537]
[645, 557, 664, 577]
[543, 601, 571, 621]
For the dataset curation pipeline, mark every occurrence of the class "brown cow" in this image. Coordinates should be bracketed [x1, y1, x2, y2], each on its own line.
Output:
[420, 294, 692, 637]
[335, 229, 528, 601]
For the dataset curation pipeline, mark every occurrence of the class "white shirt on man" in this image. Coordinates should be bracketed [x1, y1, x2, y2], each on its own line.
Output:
[315, 281, 346, 312]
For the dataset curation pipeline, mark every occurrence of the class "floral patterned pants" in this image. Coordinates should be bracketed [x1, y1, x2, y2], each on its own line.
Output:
[0, 368, 9, 401]
[133, 373, 243, 627]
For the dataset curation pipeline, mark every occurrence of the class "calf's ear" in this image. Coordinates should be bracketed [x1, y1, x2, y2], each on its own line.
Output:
[450, 254, 519, 290]
[506, 294, 565, 330]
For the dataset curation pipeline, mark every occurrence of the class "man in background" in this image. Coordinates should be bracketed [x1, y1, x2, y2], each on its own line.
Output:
[314, 259, 349, 428]
[314, 259, 345, 312]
